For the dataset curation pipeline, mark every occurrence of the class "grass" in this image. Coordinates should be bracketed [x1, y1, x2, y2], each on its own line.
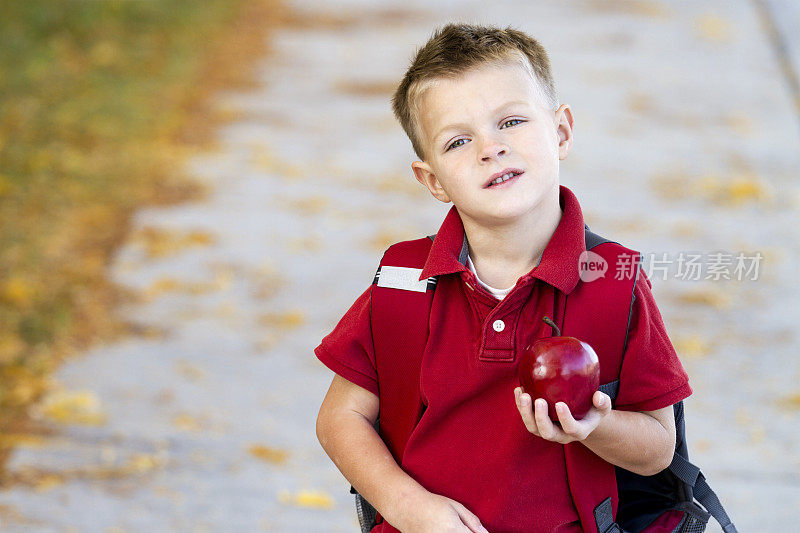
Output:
[0, 0, 278, 470]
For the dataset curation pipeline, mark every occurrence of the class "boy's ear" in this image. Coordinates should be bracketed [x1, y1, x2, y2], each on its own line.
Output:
[555, 104, 574, 161]
[412, 161, 451, 203]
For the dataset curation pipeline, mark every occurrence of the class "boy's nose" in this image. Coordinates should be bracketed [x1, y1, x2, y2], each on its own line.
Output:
[480, 139, 509, 161]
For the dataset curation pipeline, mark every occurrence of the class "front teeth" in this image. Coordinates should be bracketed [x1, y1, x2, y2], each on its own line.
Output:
[490, 172, 518, 186]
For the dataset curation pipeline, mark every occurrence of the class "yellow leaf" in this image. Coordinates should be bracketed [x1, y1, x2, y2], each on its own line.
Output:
[146, 277, 182, 298]
[0, 277, 35, 306]
[34, 474, 64, 493]
[134, 227, 215, 258]
[694, 14, 734, 43]
[277, 489, 334, 509]
[294, 490, 335, 509]
[127, 453, 161, 473]
[673, 335, 712, 359]
[40, 390, 107, 426]
[776, 393, 800, 411]
[249, 444, 289, 465]
[288, 236, 323, 253]
[258, 310, 305, 329]
[675, 288, 730, 310]
[287, 196, 329, 215]
[173, 414, 202, 432]
[0, 433, 46, 448]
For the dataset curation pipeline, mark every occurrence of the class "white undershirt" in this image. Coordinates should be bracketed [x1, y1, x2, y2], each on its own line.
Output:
[465, 253, 516, 300]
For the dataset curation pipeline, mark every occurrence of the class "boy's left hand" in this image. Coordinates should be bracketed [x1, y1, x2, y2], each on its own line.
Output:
[513, 387, 612, 444]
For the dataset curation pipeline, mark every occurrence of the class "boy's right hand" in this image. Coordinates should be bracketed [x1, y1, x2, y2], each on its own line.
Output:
[396, 492, 489, 533]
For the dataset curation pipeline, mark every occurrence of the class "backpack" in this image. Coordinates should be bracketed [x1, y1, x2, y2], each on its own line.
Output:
[349, 225, 737, 533]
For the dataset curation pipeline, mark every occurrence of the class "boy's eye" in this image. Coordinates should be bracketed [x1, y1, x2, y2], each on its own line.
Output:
[447, 138, 467, 151]
[501, 118, 524, 128]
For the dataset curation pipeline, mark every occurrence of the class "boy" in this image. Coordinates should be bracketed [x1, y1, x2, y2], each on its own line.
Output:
[315, 23, 691, 533]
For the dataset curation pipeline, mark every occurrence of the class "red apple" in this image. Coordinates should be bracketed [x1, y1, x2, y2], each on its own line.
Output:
[518, 316, 600, 421]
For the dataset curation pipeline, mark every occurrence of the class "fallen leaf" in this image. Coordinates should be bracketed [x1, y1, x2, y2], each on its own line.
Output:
[584, 0, 671, 18]
[673, 335, 712, 359]
[0, 433, 46, 448]
[34, 474, 64, 493]
[277, 489, 334, 509]
[133, 227, 215, 258]
[258, 310, 305, 329]
[0, 277, 36, 307]
[674, 287, 731, 310]
[249, 444, 289, 465]
[367, 228, 417, 252]
[39, 390, 107, 426]
[172, 414, 202, 432]
[127, 453, 161, 473]
[287, 236, 323, 253]
[694, 13, 734, 43]
[175, 360, 205, 381]
[287, 196, 329, 215]
[776, 393, 800, 411]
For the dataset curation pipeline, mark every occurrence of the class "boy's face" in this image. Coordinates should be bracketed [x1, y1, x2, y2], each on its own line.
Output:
[411, 60, 574, 226]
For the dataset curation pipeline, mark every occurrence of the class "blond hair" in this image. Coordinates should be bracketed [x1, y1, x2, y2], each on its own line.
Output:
[391, 23, 559, 160]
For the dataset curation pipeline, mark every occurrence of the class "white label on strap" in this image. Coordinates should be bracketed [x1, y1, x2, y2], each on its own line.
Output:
[376, 266, 428, 293]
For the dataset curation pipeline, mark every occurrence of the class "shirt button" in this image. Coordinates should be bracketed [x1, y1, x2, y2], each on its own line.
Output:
[492, 319, 505, 332]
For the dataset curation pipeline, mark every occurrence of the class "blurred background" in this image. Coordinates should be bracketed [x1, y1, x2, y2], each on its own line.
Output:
[0, 0, 798, 531]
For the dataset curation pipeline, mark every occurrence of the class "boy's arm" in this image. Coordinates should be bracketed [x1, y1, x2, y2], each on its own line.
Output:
[513, 388, 675, 476]
[581, 404, 675, 476]
[316, 375, 488, 533]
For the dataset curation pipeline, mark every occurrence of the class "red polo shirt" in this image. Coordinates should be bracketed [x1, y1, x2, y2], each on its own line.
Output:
[315, 185, 692, 533]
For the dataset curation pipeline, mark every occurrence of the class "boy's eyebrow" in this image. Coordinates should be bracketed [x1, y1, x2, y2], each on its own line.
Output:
[433, 99, 531, 143]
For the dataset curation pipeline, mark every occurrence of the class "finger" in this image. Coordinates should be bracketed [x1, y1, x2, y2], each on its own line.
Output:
[594, 391, 612, 414]
[452, 501, 489, 533]
[518, 392, 539, 435]
[555, 402, 581, 438]
[534, 398, 559, 440]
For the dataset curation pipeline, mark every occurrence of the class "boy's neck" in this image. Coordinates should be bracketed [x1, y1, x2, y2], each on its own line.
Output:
[461, 186, 562, 290]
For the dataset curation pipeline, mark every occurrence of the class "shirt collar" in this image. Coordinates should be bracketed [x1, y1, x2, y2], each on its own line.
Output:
[419, 184, 587, 294]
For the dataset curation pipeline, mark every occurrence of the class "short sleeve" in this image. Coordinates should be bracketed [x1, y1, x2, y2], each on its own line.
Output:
[614, 269, 692, 412]
[314, 285, 379, 397]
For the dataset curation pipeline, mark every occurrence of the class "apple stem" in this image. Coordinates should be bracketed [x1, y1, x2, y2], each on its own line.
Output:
[542, 316, 561, 337]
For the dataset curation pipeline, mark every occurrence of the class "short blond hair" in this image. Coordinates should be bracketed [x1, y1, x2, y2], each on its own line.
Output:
[391, 23, 559, 160]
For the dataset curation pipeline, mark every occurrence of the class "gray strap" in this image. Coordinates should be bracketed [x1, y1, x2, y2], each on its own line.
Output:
[593, 497, 621, 533]
[584, 223, 615, 250]
[599, 380, 619, 400]
[669, 453, 701, 486]
[670, 454, 738, 532]
[694, 473, 739, 533]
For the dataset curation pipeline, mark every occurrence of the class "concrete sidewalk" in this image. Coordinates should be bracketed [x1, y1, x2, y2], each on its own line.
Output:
[1, 0, 797, 531]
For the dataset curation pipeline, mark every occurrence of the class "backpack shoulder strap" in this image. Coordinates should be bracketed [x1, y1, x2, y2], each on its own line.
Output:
[371, 236, 437, 464]
[558, 225, 641, 533]
[587, 227, 740, 533]
[351, 235, 437, 532]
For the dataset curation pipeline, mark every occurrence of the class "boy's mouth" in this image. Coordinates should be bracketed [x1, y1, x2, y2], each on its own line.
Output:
[485, 168, 524, 188]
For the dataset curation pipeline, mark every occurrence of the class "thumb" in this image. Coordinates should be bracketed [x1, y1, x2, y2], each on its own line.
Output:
[451, 501, 489, 533]
[594, 391, 612, 412]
